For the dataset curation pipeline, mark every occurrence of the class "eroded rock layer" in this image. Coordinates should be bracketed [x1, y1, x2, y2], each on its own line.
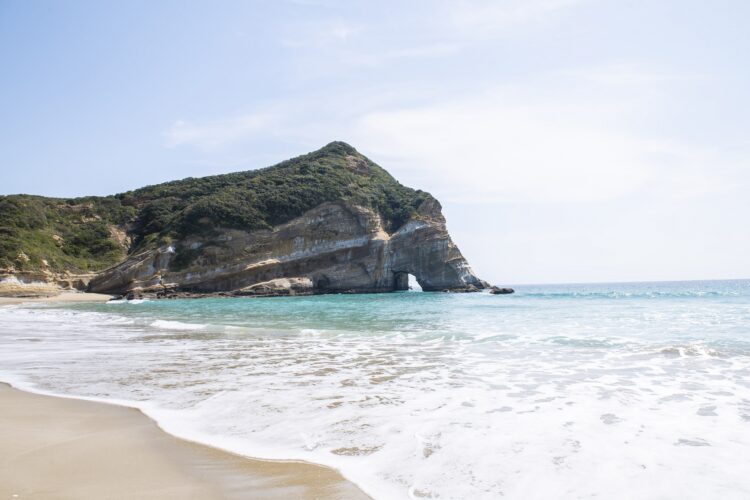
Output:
[88, 198, 487, 297]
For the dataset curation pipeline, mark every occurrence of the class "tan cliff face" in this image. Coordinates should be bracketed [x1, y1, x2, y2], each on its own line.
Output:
[88, 198, 487, 297]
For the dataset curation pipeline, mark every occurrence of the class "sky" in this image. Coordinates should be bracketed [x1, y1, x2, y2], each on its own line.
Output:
[1, 0, 749, 284]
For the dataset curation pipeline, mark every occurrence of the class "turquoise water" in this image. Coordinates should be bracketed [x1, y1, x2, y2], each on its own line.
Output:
[1, 280, 749, 499]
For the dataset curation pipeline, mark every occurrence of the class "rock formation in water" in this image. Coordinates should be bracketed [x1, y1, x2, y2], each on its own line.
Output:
[1, 142, 489, 298]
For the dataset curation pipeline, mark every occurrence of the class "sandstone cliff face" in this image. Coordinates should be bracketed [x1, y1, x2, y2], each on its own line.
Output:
[88, 197, 486, 297]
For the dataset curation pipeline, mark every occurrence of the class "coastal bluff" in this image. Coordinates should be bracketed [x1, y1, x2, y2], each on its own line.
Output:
[0, 142, 488, 298]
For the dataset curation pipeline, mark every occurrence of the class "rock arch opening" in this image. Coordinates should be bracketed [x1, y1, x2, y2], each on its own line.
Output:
[408, 274, 422, 291]
[393, 271, 422, 291]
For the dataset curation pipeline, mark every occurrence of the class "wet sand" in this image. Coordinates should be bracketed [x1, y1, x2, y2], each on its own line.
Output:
[0, 383, 369, 499]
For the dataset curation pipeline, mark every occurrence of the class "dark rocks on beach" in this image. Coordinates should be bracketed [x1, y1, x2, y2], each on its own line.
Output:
[489, 286, 514, 295]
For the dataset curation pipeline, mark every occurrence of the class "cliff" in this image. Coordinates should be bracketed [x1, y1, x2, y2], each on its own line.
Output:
[1, 142, 487, 297]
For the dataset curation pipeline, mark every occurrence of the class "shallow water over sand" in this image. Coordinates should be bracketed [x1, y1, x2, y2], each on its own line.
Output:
[1, 280, 749, 499]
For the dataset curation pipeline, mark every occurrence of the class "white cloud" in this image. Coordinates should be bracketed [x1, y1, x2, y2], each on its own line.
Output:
[329, 23, 359, 40]
[163, 113, 275, 150]
[278, 0, 590, 73]
[558, 64, 700, 87]
[444, 0, 587, 37]
[281, 20, 362, 48]
[162, 76, 740, 207]
[341, 43, 462, 67]
[351, 87, 732, 204]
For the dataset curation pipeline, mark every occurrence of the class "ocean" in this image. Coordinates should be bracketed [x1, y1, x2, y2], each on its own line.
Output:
[1, 280, 749, 499]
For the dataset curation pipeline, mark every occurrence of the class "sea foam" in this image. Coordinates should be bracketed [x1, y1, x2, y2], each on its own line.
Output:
[0, 280, 749, 499]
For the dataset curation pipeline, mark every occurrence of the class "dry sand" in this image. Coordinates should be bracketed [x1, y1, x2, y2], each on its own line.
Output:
[0, 384, 369, 499]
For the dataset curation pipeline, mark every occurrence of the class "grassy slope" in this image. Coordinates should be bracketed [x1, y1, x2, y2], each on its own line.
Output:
[0, 196, 134, 273]
[0, 142, 430, 273]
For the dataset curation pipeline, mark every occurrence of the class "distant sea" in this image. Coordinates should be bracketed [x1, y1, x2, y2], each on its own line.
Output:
[1, 280, 749, 499]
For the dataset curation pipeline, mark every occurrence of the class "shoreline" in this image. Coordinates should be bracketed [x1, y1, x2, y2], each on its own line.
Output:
[0, 382, 369, 499]
[0, 291, 115, 305]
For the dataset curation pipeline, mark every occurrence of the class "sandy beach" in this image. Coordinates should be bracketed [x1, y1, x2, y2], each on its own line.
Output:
[0, 383, 368, 499]
[0, 291, 115, 306]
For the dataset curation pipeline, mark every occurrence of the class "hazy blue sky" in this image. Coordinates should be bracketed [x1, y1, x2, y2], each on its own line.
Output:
[2, 0, 748, 284]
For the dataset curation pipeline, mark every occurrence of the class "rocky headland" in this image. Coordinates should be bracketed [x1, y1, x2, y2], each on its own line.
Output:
[1, 142, 503, 299]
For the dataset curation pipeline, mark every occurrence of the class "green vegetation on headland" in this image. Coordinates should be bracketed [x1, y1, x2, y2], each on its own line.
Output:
[0, 142, 430, 273]
[0, 196, 133, 273]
